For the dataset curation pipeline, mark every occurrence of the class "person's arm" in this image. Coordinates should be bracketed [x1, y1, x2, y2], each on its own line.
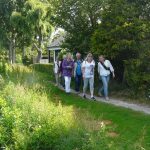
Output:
[98, 63, 100, 74]
[109, 61, 115, 78]
[82, 61, 85, 79]
[62, 60, 68, 69]
[74, 62, 77, 77]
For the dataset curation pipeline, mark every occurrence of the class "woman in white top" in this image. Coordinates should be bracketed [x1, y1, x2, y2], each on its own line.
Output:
[54, 57, 60, 86]
[82, 53, 96, 100]
[98, 55, 115, 100]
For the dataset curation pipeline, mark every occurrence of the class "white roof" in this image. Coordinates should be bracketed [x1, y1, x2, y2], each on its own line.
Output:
[47, 29, 65, 51]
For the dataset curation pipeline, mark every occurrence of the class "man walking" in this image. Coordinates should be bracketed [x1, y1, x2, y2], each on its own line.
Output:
[74, 53, 82, 92]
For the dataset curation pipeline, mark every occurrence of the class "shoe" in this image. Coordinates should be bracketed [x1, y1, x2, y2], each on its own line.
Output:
[66, 92, 70, 94]
[75, 90, 80, 94]
[83, 95, 86, 99]
[105, 97, 109, 101]
[98, 93, 103, 97]
[91, 97, 96, 101]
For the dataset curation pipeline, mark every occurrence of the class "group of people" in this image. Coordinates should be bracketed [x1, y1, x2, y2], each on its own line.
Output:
[54, 52, 115, 101]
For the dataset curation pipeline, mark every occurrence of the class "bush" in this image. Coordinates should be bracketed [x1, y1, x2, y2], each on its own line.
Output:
[124, 59, 150, 98]
[0, 65, 110, 150]
[22, 55, 33, 66]
[31, 63, 53, 74]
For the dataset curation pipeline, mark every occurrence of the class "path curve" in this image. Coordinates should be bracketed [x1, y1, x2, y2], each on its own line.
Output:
[50, 82, 150, 115]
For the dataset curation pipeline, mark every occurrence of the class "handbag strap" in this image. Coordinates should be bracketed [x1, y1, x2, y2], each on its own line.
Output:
[100, 62, 110, 71]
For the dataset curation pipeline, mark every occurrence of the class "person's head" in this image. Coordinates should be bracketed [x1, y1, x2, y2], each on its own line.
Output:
[76, 52, 81, 60]
[86, 53, 93, 62]
[66, 53, 72, 60]
[99, 55, 105, 62]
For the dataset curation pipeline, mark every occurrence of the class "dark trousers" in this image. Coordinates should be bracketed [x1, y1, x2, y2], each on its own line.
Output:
[75, 74, 82, 92]
[60, 75, 65, 88]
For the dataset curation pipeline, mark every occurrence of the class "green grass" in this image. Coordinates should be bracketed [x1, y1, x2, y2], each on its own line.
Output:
[0, 64, 150, 150]
[46, 83, 150, 150]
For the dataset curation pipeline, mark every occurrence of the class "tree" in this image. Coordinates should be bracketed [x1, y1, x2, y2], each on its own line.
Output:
[91, 0, 150, 81]
[0, 0, 52, 63]
[51, 0, 105, 53]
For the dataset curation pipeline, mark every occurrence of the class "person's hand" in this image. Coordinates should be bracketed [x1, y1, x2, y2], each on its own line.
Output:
[82, 75, 85, 80]
[67, 66, 72, 69]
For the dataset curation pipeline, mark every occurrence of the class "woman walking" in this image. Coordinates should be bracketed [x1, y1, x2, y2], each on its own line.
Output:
[62, 53, 74, 93]
[98, 55, 115, 100]
[82, 53, 96, 100]
[53, 57, 60, 86]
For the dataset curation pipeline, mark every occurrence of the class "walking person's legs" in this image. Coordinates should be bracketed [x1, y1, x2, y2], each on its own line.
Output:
[55, 73, 59, 86]
[98, 76, 104, 96]
[68, 77, 71, 93]
[61, 75, 65, 88]
[75, 75, 79, 92]
[89, 77, 94, 98]
[65, 76, 71, 93]
[83, 78, 89, 98]
[101, 76, 109, 100]
[78, 75, 82, 91]
[75, 75, 82, 92]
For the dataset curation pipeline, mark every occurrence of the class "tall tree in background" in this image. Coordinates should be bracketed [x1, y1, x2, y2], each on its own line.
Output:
[0, 0, 52, 63]
[91, 0, 150, 81]
[51, 0, 105, 53]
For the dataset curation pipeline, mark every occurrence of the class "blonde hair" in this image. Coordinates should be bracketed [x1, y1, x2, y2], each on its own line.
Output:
[85, 53, 93, 61]
[66, 53, 73, 59]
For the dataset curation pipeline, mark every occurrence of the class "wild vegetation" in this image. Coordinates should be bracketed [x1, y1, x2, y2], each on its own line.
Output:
[0, 0, 150, 99]
[0, 64, 150, 150]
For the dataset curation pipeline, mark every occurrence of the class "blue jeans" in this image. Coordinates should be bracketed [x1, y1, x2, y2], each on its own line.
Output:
[75, 74, 82, 92]
[99, 75, 110, 97]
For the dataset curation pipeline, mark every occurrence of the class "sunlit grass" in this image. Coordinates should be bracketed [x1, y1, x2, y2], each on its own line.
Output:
[0, 64, 150, 150]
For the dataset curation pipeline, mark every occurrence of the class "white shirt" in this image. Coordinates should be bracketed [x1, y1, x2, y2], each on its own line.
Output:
[54, 61, 59, 74]
[82, 60, 95, 78]
[98, 60, 114, 76]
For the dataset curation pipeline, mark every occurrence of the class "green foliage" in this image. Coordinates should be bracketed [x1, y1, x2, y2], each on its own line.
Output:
[31, 63, 53, 74]
[124, 58, 150, 97]
[90, 0, 150, 91]
[51, 0, 105, 53]
[0, 0, 52, 63]
[0, 65, 113, 150]
[22, 55, 33, 66]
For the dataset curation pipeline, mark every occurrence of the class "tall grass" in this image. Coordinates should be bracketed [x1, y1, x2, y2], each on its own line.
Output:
[0, 65, 113, 150]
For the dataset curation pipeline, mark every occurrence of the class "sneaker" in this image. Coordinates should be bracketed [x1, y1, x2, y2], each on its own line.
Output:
[75, 90, 80, 94]
[98, 93, 103, 97]
[83, 95, 86, 99]
[91, 97, 96, 101]
[105, 97, 109, 101]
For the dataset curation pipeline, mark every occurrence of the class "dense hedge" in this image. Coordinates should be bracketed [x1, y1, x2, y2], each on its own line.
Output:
[30, 63, 53, 74]
[125, 59, 150, 98]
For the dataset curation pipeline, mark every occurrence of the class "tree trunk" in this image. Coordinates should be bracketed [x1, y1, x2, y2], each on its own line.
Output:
[33, 43, 42, 63]
[36, 50, 42, 63]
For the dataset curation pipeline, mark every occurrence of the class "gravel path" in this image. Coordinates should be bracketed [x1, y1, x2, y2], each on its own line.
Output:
[51, 82, 150, 115]
[73, 90, 150, 115]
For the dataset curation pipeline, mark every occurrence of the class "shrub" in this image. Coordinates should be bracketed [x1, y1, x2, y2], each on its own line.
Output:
[124, 59, 150, 98]
[0, 65, 110, 150]
[31, 63, 53, 74]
